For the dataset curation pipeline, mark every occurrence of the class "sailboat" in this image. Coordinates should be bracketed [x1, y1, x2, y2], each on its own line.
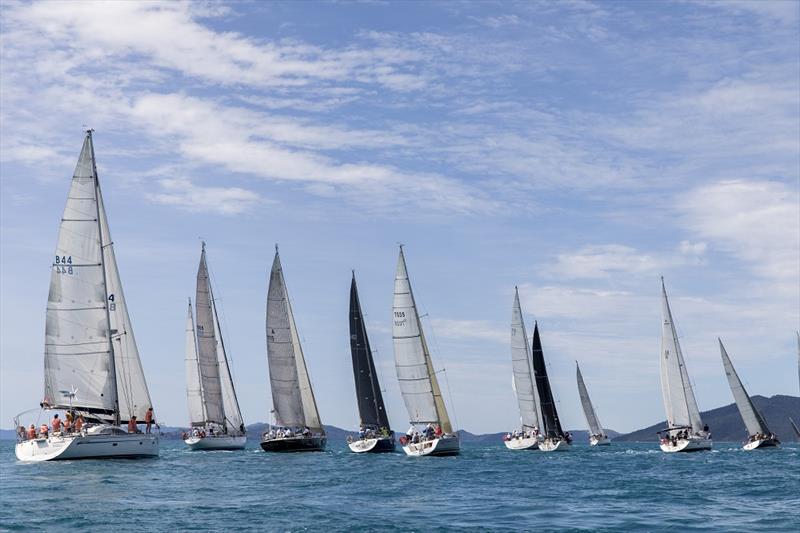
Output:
[14, 131, 158, 461]
[183, 244, 246, 450]
[503, 288, 542, 451]
[576, 362, 610, 446]
[657, 278, 711, 453]
[347, 273, 395, 453]
[260, 247, 326, 452]
[719, 339, 779, 450]
[531, 322, 572, 452]
[393, 247, 459, 457]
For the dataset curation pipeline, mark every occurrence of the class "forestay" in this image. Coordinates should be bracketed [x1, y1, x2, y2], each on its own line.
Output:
[719, 340, 769, 437]
[510, 288, 541, 430]
[659, 279, 703, 433]
[195, 248, 225, 424]
[392, 248, 452, 433]
[44, 132, 152, 422]
[576, 363, 603, 436]
[185, 300, 205, 425]
[266, 250, 322, 431]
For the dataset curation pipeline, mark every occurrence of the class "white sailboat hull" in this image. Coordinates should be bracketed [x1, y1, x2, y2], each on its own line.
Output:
[659, 435, 712, 453]
[539, 438, 571, 452]
[185, 434, 246, 450]
[590, 435, 610, 446]
[15, 431, 159, 462]
[503, 436, 540, 450]
[742, 437, 779, 451]
[402, 435, 459, 457]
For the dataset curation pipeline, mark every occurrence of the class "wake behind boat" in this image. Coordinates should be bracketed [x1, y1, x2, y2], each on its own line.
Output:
[182, 243, 246, 451]
[261, 247, 326, 452]
[530, 322, 572, 452]
[719, 339, 779, 450]
[347, 273, 395, 453]
[503, 288, 542, 451]
[657, 278, 711, 453]
[576, 363, 610, 446]
[15, 131, 158, 462]
[393, 247, 459, 457]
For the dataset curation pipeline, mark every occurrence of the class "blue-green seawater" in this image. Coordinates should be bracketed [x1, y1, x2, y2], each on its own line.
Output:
[0, 440, 798, 531]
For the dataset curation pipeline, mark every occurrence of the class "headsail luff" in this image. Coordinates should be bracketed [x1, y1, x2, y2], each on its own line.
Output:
[576, 362, 604, 437]
[659, 278, 703, 433]
[392, 247, 452, 433]
[719, 339, 769, 437]
[266, 249, 322, 431]
[530, 322, 564, 438]
[44, 131, 152, 423]
[349, 273, 390, 429]
[511, 288, 541, 430]
[185, 299, 206, 426]
[195, 244, 225, 424]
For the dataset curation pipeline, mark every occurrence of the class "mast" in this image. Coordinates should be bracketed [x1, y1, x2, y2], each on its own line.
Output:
[719, 339, 769, 436]
[88, 130, 120, 426]
[349, 272, 390, 429]
[530, 322, 563, 438]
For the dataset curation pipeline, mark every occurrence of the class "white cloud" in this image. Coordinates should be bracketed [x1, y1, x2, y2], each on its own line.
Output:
[430, 318, 506, 344]
[146, 177, 262, 215]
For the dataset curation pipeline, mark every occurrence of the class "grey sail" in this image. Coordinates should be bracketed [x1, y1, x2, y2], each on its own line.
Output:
[43, 131, 152, 423]
[719, 339, 769, 436]
[576, 362, 604, 436]
[510, 288, 541, 430]
[659, 278, 703, 432]
[195, 246, 225, 424]
[392, 247, 452, 433]
[266, 249, 322, 431]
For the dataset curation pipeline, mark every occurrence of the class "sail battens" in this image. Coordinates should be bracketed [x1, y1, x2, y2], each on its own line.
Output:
[510, 289, 541, 430]
[720, 340, 769, 437]
[194, 247, 225, 424]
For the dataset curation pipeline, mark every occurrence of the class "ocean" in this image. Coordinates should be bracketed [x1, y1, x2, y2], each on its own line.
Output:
[0, 439, 797, 532]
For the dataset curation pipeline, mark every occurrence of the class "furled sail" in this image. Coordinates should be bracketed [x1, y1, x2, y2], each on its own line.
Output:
[576, 362, 604, 436]
[195, 246, 225, 424]
[392, 247, 452, 433]
[266, 249, 322, 431]
[530, 322, 564, 438]
[510, 288, 541, 430]
[185, 300, 205, 425]
[43, 131, 152, 423]
[349, 273, 390, 429]
[719, 339, 769, 437]
[659, 278, 703, 433]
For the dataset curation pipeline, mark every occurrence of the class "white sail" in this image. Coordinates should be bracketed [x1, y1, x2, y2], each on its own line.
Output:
[511, 288, 541, 430]
[185, 300, 205, 425]
[659, 278, 703, 432]
[576, 362, 604, 436]
[44, 132, 152, 422]
[392, 247, 452, 433]
[195, 247, 225, 424]
[266, 249, 322, 430]
[720, 339, 768, 436]
[211, 290, 245, 434]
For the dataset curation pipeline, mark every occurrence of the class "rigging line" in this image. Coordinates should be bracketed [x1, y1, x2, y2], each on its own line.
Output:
[440, 367, 459, 432]
[206, 256, 237, 382]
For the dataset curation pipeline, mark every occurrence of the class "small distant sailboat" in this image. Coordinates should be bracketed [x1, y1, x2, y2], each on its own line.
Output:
[576, 362, 610, 446]
[393, 247, 459, 457]
[657, 278, 711, 453]
[260, 247, 326, 452]
[789, 417, 800, 439]
[531, 323, 572, 452]
[347, 273, 395, 453]
[719, 339, 779, 450]
[503, 288, 542, 451]
[14, 131, 158, 461]
[183, 244, 246, 450]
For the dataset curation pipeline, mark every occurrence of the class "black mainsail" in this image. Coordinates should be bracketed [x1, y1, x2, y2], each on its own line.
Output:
[349, 273, 390, 430]
[530, 322, 564, 438]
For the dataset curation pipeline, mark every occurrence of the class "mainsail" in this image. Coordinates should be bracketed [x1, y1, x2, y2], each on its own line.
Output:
[392, 247, 452, 433]
[530, 322, 564, 438]
[194, 245, 225, 424]
[185, 300, 205, 425]
[719, 339, 769, 437]
[266, 249, 322, 431]
[659, 278, 703, 433]
[349, 273, 390, 429]
[576, 362, 604, 437]
[43, 131, 152, 424]
[510, 288, 541, 430]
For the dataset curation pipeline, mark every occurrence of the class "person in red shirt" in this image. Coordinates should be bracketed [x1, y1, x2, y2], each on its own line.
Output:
[51, 414, 62, 433]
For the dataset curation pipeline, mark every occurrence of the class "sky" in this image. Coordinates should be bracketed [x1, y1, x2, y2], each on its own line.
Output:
[0, 0, 798, 434]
